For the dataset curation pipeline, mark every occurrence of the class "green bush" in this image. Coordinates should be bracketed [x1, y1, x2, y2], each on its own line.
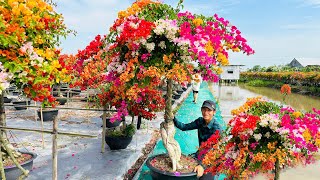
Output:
[107, 124, 136, 137]
[248, 101, 281, 116]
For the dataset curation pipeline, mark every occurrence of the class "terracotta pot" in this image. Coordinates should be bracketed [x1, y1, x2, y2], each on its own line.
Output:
[3, 151, 37, 180]
[146, 154, 197, 180]
[37, 109, 59, 121]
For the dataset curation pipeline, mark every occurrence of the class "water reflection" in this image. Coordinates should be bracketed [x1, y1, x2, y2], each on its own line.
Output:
[239, 84, 320, 112]
[217, 85, 241, 101]
[209, 83, 320, 119]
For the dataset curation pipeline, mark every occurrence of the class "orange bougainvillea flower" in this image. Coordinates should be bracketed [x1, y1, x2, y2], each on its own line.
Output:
[280, 84, 291, 95]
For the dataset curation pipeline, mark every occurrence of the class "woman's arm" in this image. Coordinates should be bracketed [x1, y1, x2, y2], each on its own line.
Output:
[173, 117, 199, 131]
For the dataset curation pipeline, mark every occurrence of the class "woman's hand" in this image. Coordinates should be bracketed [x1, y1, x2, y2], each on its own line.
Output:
[194, 165, 204, 178]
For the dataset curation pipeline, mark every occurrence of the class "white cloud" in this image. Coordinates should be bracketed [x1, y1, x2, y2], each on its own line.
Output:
[299, 0, 320, 8]
[280, 23, 320, 30]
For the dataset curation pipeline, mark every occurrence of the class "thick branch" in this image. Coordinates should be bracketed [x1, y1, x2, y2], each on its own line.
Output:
[0, 135, 29, 177]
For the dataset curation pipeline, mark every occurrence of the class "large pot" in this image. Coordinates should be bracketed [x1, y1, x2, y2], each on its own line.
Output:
[105, 135, 133, 150]
[3, 151, 37, 180]
[146, 154, 197, 180]
[12, 100, 30, 110]
[37, 109, 59, 121]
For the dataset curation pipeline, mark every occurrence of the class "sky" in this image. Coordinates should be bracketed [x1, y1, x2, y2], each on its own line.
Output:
[54, 0, 320, 68]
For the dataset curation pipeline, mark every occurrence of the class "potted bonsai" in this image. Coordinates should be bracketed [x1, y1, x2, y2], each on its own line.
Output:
[101, 0, 254, 178]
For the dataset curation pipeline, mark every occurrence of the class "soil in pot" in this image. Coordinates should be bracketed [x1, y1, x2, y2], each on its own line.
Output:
[37, 109, 59, 121]
[146, 154, 198, 180]
[12, 100, 30, 110]
[3, 151, 37, 180]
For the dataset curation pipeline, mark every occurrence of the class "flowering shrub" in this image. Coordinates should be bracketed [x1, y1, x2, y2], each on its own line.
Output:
[200, 97, 320, 179]
[0, 0, 72, 104]
[96, 0, 254, 121]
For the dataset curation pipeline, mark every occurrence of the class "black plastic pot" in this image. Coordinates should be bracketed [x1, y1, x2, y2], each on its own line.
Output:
[146, 154, 197, 180]
[37, 109, 59, 121]
[4, 97, 12, 103]
[3, 151, 37, 180]
[105, 136, 133, 150]
[12, 101, 30, 110]
[56, 97, 67, 105]
[177, 90, 184, 94]
[105, 118, 121, 128]
[173, 94, 181, 99]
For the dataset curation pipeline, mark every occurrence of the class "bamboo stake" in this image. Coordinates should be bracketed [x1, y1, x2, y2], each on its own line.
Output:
[0, 93, 7, 179]
[52, 116, 58, 180]
[40, 106, 45, 148]
[34, 102, 37, 122]
[101, 106, 107, 153]
[0, 126, 96, 138]
[0, 130, 5, 180]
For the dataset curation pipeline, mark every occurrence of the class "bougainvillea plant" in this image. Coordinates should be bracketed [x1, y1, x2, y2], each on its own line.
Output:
[0, 0, 73, 105]
[0, 0, 72, 178]
[103, 0, 254, 122]
[200, 96, 320, 180]
[66, 0, 254, 172]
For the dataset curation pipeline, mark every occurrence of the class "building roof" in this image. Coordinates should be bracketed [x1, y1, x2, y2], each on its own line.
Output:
[289, 58, 320, 67]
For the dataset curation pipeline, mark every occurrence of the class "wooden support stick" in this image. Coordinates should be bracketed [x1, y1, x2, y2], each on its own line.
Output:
[101, 106, 107, 153]
[40, 107, 45, 148]
[52, 117, 58, 180]
[0, 126, 96, 137]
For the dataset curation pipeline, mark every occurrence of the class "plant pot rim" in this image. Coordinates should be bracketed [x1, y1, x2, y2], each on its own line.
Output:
[12, 100, 30, 103]
[105, 134, 134, 138]
[37, 109, 59, 112]
[4, 151, 37, 170]
[146, 153, 197, 177]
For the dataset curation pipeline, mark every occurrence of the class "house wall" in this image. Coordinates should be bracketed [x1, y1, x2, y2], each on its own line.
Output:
[220, 66, 241, 80]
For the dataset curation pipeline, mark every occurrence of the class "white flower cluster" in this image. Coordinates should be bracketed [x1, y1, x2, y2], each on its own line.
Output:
[259, 114, 281, 131]
[153, 19, 178, 41]
[0, 62, 13, 94]
[20, 42, 44, 67]
[107, 56, 127, 74]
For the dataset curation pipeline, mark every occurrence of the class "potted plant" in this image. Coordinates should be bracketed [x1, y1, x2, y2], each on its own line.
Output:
[200, 95, 320, 179]
[105, 119, 136, 150]
[100, 0, 254, 177]
[0, 0, 72, 178]
[37, 98, 60, 122]
[11, 96, 31, 110]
